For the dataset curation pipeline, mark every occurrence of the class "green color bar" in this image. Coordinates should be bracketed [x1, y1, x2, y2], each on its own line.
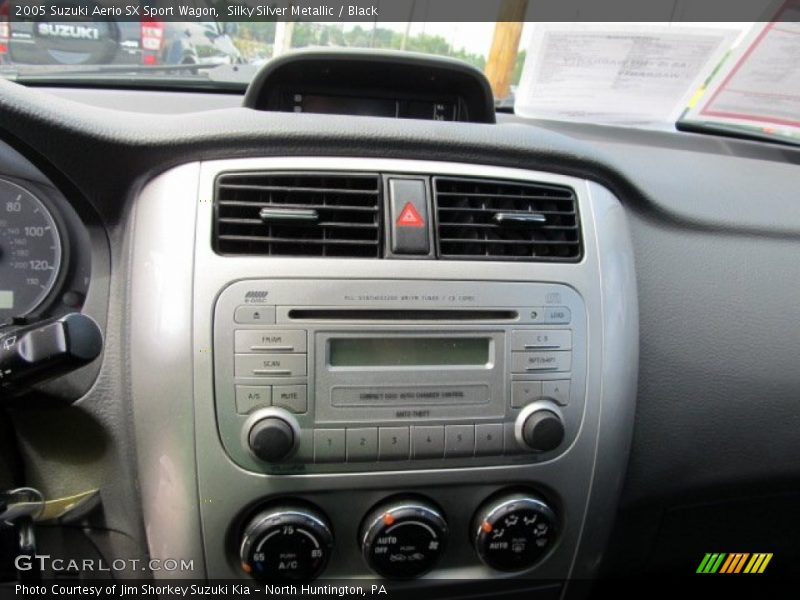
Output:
[710, 553, 726, 573]
[697, 553, 713, 573]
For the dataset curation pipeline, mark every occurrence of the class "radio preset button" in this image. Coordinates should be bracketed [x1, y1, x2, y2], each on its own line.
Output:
[475, 423, 504, 456]
[235, 385, 271, 414]
[511, 351, 572, 373]
[235, 330, 307, 353]
[511, 381, 543, 408]
[235, 353, 307, 378]
[314, 429, 346, 463]
[273, 385, 308, 413]
[412, 426, 445, 459]
[346, 428, 378, 462]
[511, 330, 572, 351]
[543, 380, 570, 406]
[294, 430, 314, 462]
[444, 424, 475, 458]
[234, 305, 276, 324]
[378, 427, 411, 461]
[543, 306, 571, 324]
[504, 422, 524, 454]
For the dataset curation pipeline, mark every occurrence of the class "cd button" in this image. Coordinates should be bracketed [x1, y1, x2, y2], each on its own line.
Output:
[511, 381, 543, 408]
[412, 426, 445, 459]
[314, 429, 346, 463]
[444, 424, 475, 458]
[234, 305, 276, 324]
[346, 428, 378, 462]
[475, 423, 504, 456]
[543, 380, 571, 406]
[378, 427, 410, 461]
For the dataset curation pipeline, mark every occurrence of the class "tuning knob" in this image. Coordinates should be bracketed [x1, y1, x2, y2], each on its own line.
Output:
[515, 402, 565, 453]
[243, 408, 300, 462]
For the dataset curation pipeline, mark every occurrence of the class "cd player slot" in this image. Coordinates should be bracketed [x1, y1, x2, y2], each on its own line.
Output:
[285, 309, 519, 321]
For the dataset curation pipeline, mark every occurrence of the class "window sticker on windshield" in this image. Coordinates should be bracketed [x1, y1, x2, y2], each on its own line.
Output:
[514, 23, 740, 126]
[686, 3, 800, 139]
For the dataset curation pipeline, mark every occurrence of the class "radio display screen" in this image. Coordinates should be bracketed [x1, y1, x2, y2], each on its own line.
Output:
[329, 337, 490, 367]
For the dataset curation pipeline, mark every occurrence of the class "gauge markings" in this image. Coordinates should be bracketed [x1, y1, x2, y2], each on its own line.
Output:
[0, 179, 62, 321]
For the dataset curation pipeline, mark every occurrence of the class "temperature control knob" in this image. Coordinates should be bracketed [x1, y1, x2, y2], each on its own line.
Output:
[360, 496, 448, 579]
[239, 502, 333, 582]
[244, 408, 300, 462]
[472, 491, 557, 572]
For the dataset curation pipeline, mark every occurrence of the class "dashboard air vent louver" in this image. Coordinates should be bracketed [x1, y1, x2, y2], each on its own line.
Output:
[434, 177, 582, 261]
[214, 172, 382, 257]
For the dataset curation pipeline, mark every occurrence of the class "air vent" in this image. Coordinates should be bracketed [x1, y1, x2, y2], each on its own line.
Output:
[434, 177, 582, 261]
[214, 172, 382, 257]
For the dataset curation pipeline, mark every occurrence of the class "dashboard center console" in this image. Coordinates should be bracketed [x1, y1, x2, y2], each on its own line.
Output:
[129, 157, 638, 589]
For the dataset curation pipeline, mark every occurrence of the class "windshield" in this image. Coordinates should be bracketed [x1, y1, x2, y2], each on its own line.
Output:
[1, 11, 798, 144]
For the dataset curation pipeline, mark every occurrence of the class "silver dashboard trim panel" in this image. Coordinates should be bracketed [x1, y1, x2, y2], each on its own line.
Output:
[129, 157, 638, 588]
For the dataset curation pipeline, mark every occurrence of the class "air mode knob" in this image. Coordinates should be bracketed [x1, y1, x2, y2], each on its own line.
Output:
[239, 502, 333, 581]
[515, 402, 565, 453]
[360, 496, 448, 579]
[472, 491, 557, 572]
[244, 408, 300, 462]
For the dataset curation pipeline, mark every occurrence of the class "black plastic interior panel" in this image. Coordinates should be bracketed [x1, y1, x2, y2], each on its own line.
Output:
[242, 49, 496, 123]
[1, 78, 799, 575]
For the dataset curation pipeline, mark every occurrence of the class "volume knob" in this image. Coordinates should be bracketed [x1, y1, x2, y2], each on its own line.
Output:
[515, 402, 565, 453]
[244, 408, 300, 462]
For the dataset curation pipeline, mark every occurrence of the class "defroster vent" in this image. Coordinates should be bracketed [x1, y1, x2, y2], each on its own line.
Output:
[214, 172, 382, 257]
[434, 177, 582, 261]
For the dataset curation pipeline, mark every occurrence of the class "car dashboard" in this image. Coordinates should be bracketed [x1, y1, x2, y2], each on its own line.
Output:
[0, 50, 799, 597]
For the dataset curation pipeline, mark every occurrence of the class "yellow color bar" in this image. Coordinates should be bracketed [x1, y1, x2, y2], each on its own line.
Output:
[758, 553, 773, 573]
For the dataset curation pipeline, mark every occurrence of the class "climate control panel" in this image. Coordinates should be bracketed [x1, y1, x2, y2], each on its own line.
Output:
[236, 489, 558, 581]
[236, 489, 556, 582]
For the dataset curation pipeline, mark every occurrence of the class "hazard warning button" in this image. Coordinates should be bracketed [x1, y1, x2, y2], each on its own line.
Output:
[389, 178, 431, 255]
[397, 202, 425, 228]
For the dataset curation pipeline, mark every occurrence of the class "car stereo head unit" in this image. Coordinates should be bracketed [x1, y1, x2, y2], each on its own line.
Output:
[213, 279, 586, 473]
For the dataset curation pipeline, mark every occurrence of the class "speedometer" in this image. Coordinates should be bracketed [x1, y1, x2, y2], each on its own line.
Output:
[0, 178, 62, 323]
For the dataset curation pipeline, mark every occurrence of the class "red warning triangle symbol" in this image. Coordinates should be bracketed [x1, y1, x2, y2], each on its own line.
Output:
[396, 202, 425, 228]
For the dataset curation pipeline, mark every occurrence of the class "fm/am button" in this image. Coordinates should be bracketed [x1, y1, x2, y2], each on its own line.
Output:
[235, 330, 307, 353]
